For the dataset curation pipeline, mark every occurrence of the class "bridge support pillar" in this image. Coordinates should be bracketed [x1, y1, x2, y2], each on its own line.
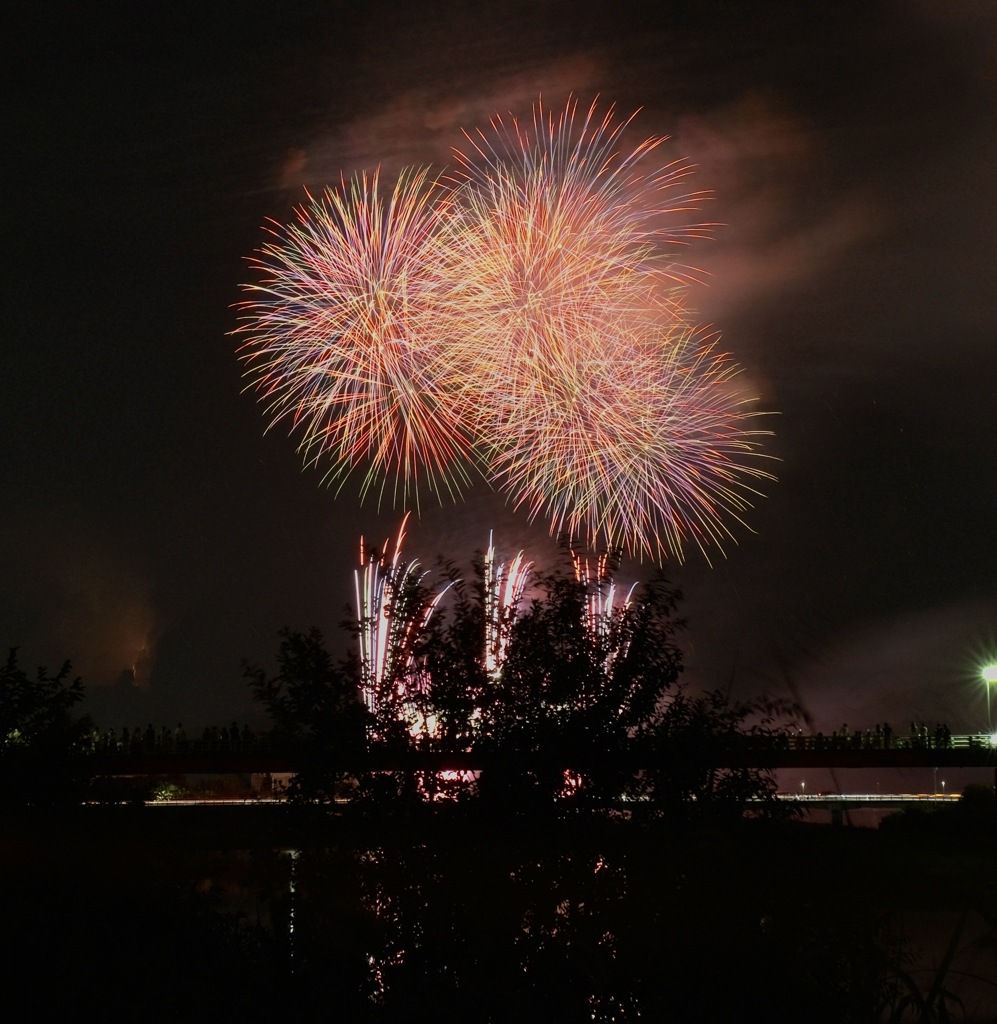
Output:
[830, 807, 843, 827]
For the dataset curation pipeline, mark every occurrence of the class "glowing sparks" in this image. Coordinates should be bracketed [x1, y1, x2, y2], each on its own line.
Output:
[484, 325, 774, 563]
[351, 525, 662, 755]
[572, 550, 636, 646]
[483, 532, 532, 676]
[235, 168, 476, 508]
[236, 98, 775, 562]
[355, 514, 447, 724]
[442, 96, 706, 378]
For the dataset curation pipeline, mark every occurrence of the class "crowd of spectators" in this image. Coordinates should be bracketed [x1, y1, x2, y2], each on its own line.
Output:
[88, 722, 266, 755]
[87, 719, 983, 758]
[775, 720, 962, 751]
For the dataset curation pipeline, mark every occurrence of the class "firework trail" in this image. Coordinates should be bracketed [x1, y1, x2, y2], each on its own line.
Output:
[572, 549, 636, 645]
[355, 514, 448, 724]
[356, 527, 532, 732]
[483, 532, 532, 677]
[234, 168, 477, 508]
[235, 99, 775, 563]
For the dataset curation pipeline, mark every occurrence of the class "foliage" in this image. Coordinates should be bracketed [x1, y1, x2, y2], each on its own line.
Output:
[1, 646, 84, 747]
[878, 907, 969, 1023]
[0, 646, 91, 807]
[150, 780, 190, 802]
[421, 558, 687, 809]
[250, 550, 794, 818]
[633, 687, 795, 823]
[880, 783, 996, 842]
[410, 553, 788, 816]
[244, 627, 368, 802]
[353, 555, 447, 753]
[414, 561, 494, 754]
[483, 565, 682, 749]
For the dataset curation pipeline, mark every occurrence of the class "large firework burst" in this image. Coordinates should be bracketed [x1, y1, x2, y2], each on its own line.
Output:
[234, 168, 476, 507]
[440, 98, 707, 412]
[235, 99, 775, 563]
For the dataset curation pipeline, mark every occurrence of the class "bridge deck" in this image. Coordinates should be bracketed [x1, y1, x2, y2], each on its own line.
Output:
[89, 742, 997, 777]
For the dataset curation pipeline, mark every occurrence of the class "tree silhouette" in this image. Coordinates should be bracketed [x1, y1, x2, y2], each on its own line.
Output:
[250, 547, 793, 817]
[429, 557, 686, 809]
[244, 627, 368, 801]
[633, 687, 792, 823]
[0, 646, 91, 807]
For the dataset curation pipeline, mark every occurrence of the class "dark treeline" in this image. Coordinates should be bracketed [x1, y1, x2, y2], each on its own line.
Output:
[5, 546, 992, 813]
[242, 551, 795, 818]
[0, 646, 91, 808]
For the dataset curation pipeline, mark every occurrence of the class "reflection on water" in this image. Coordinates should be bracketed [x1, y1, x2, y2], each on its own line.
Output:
[352, 844, 634, 1017]
[5, 813, 992, 1021]
[286, 836, 643, 1019]
[175, 818, 994, 1023]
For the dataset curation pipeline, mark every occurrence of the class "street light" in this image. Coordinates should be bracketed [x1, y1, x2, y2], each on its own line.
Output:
[983, 664, 997, 736]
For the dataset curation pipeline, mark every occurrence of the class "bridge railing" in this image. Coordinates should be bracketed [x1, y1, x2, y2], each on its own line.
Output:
[766, 731, 996, 753]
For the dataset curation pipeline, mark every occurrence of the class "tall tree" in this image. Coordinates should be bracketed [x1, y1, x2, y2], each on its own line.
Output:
[416, 554, 686, 809]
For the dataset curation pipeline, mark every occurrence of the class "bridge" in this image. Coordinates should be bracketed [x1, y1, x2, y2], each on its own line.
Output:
[774, 792, 960, 809]
[84, 742, 994, 824]
[87, 732, 997, 778]
[131, 793, 960, 809]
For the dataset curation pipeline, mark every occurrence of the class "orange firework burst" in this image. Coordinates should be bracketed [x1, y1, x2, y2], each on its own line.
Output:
[234, 168, 478, 507]
[440, 99, 769, 560]
[441, 97, 710, 408]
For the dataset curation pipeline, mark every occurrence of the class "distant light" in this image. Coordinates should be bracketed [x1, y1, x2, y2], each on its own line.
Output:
[983, 666, 997, 734]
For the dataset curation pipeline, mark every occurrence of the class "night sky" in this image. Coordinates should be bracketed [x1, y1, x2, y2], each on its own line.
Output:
[5, 1, 996, 743]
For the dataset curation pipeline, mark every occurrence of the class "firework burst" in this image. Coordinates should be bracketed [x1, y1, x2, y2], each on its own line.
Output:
[483, 323, 775, 562]
[235, 99, 775, 563]
[441, 97, 709, 409]
[234, 168, 477, 508]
